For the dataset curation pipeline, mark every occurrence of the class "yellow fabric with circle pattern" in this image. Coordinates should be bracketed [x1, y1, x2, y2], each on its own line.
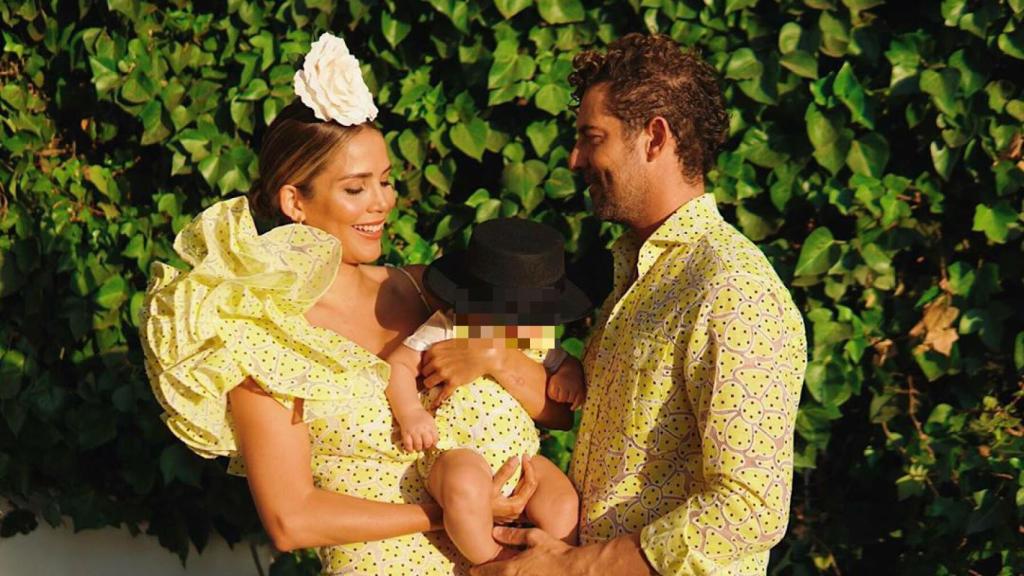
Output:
[571, 194, 807, 576]
[139, 197, 469, 575]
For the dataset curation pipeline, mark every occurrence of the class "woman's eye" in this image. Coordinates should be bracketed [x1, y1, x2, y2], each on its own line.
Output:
[344, 187, 364, 195]
[380, 180, 393, 188]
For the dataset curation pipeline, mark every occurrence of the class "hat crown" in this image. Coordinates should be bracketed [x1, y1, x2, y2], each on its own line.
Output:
[466, 219, 565, 288]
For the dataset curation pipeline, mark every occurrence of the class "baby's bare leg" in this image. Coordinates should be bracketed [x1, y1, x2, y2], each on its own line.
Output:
[427, 449, 501, 564]
[524, 455, 579, 544]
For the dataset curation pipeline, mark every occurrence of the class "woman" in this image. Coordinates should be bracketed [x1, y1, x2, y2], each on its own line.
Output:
[139, 33, 579, 574]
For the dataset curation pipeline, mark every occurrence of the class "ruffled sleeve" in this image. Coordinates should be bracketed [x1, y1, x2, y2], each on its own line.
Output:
[139, 197, 390, 460]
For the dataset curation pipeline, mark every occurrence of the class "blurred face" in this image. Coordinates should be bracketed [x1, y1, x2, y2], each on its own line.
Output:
[569, 83, 649, 225]
[299, 128, 395, 264]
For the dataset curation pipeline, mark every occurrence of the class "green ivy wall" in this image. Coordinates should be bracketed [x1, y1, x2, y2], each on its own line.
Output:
[1, 0, 1023, 574]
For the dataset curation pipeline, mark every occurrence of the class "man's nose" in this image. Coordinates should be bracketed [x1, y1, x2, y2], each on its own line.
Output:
[569, 144, 582, 171]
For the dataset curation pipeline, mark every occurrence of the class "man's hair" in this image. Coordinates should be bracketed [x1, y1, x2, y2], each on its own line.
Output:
[568, 33, 729, 181]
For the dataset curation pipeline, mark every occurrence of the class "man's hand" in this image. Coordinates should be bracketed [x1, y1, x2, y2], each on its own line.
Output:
[469, 527, 575, 576]
[470, 530, 655, 576]
[422, 339, 507, 408]
[490, 454, 537, 524]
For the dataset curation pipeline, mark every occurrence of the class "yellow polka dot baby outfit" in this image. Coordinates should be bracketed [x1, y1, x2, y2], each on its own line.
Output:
[571, 194, 807, 576]
[139, 197, 469, 575]
[402, 310, 564, 495]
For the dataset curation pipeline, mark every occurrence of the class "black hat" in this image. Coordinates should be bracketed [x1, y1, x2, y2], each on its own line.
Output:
[423, 218, 593, 326]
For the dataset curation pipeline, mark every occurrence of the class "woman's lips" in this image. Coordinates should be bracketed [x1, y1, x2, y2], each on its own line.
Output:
[352, 222, 384, 238]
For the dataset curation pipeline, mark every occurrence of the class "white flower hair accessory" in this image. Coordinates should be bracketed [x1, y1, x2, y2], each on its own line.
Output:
[293, 32, 378, 126]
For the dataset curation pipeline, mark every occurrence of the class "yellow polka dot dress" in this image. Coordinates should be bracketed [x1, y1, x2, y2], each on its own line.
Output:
[139, 198, 469, 575]
[404, 312, 544, 495]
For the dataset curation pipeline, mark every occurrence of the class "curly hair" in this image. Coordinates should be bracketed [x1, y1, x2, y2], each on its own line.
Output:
[569, 33, 729, 181]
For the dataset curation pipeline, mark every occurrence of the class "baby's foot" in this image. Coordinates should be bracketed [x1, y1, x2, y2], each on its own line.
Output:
[395, 405, 439, 452]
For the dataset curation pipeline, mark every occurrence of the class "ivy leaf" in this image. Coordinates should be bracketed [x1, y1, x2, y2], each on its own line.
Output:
[972, 202, 1019, 243]
[781, 50, 819, 79]
[526, 120, 559, 157]
[503, 160, 548, 213]
[819, 10, 851, 57]
[381, 12, 411, 48]
[450, 118, 489, 161]
[544, 166, 576, 199]
[0, 349, 26, 400]
[725, 48, 763, 80]
[537, 0, 584, 24]
[847, 132, 890, 178]
[398, 129, 426, 169]
[805, 104, 853, 174]
[95, 275, 129, 309]
[834, 62, 874, 128]
[920, 68, 961, 116]
[495, 0, 533, 19]
[140, 100, 170, 146]
[535, 84, 572, 115]
[795, 227, 839, 277]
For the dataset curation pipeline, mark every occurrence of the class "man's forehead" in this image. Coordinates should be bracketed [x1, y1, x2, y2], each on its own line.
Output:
[575, 85, 613, 129]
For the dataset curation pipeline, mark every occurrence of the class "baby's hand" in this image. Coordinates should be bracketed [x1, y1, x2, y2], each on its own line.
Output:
[395, 405, 439, 452]
[547, 376, 586, 411]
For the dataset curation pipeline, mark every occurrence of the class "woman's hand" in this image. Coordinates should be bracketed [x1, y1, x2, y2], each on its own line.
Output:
[422, 339, 507, 408]
[490, 454, 538, 524]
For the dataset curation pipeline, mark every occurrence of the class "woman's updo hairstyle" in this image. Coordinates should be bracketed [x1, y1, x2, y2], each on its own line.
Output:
[248, 99, 370, 225]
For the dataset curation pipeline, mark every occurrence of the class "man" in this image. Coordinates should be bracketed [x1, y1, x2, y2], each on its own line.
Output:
[473, 34, 807, 575]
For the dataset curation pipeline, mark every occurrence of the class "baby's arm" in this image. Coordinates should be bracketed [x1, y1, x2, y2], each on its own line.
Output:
[546, 354, 586, 411]
[385, 344, 438, 452]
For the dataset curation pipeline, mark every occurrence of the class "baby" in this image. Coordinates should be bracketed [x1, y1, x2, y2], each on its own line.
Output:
[385, 218, 591, 564]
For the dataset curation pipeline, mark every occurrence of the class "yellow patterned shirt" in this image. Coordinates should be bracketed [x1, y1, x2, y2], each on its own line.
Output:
[570, 194, 807, 575]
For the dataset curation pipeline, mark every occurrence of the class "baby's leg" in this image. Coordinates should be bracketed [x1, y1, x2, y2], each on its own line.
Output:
[426, 448, 501, 564]
[524, 455, 579, 544]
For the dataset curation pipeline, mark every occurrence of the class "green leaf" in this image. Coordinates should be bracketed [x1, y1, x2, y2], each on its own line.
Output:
[450, 118, 489, 161]
[725, 0, 759, 14]
[920, 68, 960, 117]
[972, 202, 1019, 243]
[534, 84, 572, 116]
[847, 132, 890, 178]
[544, 166, 576, 199]
[819, 10, 851, 58]
[930, 141, 959, 181]
[998, 23, 1024, 60]
[139, 100, 170, 146]
[495, 0, 533, 19]
[381, 12, 411, 48]
[842, 0, 884, 12]
[503, 160, 548, 213]
[526, 121, 559, 157]
[537, 0, 584, 24]
[725, 48, 763, 80]
[795, 227, 838, 276]
[834, 62, 873, 128]
[159, 444, 202, 488]
[398, 129, 426, 169]
[95, 274, 130, 309]
[805, 104, 852, 174]
[780, 50, 818, 79]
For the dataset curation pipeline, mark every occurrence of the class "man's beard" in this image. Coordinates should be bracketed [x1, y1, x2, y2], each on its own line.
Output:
[587, 165, 645, 225]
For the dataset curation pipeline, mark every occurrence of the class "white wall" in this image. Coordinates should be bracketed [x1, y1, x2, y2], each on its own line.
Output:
[0, 522, 272, 576]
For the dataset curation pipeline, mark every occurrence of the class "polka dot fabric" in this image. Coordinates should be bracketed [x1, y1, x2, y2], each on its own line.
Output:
[140, 198, 469, 575]
[570, 194, 807, 576]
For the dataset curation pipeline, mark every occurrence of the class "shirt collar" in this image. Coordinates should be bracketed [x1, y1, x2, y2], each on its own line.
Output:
[611, 193, 722, 282]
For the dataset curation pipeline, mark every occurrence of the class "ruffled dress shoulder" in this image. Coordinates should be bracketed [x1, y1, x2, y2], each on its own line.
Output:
[139, 197, 389, 462]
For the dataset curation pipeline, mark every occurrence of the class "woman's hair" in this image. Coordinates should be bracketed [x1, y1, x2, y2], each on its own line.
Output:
[568, 33, 729, 181]
[248, 100, 370, 224]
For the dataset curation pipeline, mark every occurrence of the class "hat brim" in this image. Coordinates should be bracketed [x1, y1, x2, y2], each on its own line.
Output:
[424, 251, 593, 326]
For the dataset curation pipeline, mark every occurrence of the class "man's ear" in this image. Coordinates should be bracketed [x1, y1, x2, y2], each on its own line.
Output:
[645, 116, 672, 162]
[278, 184, 306, 224]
